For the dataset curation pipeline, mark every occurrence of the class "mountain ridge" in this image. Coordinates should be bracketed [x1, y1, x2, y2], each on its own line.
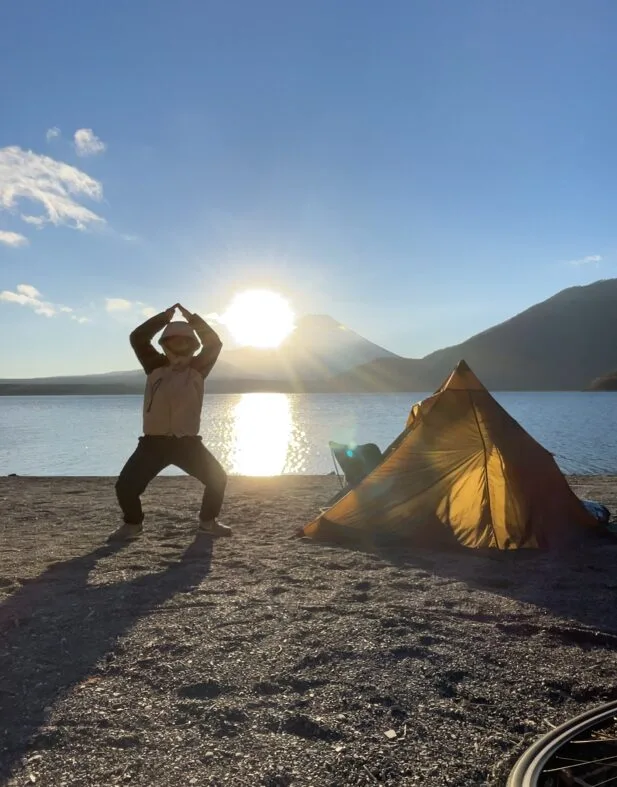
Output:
[3, 280, 617, 393]
[0, 314, 398, 392]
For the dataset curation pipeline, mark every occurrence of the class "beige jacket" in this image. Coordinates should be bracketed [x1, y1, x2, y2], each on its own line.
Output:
[130, 311, 222, 437]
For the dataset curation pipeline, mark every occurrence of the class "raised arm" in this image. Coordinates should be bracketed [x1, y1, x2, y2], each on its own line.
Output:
[186, 311, 223, 378]
[130, 307, 174, 374]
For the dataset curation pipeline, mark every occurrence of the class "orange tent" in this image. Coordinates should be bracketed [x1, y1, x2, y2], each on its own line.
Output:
[302, 361, 598, 549]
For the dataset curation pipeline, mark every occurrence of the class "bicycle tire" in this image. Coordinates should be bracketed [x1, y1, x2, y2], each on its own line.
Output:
[507, 699, 617, 787]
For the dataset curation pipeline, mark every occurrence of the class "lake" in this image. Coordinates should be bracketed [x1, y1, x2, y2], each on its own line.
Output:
[0, 392, 616, 477]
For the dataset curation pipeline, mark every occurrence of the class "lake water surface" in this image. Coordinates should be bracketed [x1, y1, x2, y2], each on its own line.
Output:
[1, 392, 616, 476]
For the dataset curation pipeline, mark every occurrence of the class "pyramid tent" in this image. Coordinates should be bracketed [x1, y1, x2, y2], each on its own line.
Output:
[302, 361, 598, 549]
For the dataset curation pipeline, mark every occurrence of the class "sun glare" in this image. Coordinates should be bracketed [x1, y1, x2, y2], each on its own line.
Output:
[220, 290, 295, 348]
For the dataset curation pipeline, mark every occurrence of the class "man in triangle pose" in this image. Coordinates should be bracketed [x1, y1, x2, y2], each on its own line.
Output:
[109, 303, 231, 541]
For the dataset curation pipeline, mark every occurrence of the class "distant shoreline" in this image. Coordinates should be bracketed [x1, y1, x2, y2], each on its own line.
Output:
[0, 387, 609, 396]
[0, 384, 611, 395]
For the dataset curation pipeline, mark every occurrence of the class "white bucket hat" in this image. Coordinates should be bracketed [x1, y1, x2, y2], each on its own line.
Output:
[159, 321, 199, 350]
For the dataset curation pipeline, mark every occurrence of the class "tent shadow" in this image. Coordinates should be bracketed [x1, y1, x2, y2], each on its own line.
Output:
[304, 530, 617, 636]
[0, 535, 214, 782]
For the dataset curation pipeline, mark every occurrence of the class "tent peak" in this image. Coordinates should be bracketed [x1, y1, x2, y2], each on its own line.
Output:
[439, 359, 487, 392]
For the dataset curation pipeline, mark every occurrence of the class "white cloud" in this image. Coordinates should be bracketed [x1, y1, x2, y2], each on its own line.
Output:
[16, 284, 40, 299]
[0, 284, 55, 317]
[74, 128, 107, 157]
[106, 299, 158, 318]
[567, 254, 603, 266]
[46, 127, 61, 142]
[105, 298, 158, 317]
[0, 146, 105, 231]
[105, 298, 133, 312]
[0, 283, 91, 323]
[135, 301, 157, 318]
[1, 287, 157, 324]
[0, 230, 29, 248]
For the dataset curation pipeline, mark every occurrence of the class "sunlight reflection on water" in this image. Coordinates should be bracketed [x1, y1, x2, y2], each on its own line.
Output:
[1, 392, 617, 476]
[229, 393, 294, 475]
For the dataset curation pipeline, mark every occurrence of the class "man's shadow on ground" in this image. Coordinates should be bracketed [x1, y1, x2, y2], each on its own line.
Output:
[0, 536, 214, 782]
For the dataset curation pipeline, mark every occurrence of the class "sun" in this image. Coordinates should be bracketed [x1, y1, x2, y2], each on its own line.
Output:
[220, 290, 295, 348]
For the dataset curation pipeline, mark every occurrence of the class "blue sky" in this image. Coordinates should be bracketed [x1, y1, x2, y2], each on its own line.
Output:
[1, 0, 616, 377]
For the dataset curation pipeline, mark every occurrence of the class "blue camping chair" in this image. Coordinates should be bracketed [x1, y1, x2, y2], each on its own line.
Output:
[323, 442, 384, 509]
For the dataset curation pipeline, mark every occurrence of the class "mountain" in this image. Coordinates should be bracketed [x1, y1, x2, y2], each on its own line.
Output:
[4, 281, 617, 395]
[220, 315, 400, 380]
[421, 279, 617, 389]
[97, 358, 247, 382]
[329, 357, 435, 393]
[0, 358, 245, 390]
[0, 314, 398, 394]
[588, 371, 617, 391]
[333, 279, 617, 392]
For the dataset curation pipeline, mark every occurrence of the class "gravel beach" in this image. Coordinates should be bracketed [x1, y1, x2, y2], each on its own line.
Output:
[1, 475, 616, 787]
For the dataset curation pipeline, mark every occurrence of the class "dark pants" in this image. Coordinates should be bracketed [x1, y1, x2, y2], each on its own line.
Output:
[116, 436, 227, 525]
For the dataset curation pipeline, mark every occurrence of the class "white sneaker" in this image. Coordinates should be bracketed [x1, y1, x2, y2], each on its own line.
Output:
[107, 523, 143, 542]
[198, 519, 232, 537]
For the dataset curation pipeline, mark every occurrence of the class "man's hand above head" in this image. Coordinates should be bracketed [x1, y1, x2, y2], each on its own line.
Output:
[177, 304, 193, 322]
[165, 304, 179, 321]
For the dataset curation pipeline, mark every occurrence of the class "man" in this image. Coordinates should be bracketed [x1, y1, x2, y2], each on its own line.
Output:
[109, 303, 231, 541]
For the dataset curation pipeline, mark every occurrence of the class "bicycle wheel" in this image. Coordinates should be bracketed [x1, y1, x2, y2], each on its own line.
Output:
[508, 700, 617, 786]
